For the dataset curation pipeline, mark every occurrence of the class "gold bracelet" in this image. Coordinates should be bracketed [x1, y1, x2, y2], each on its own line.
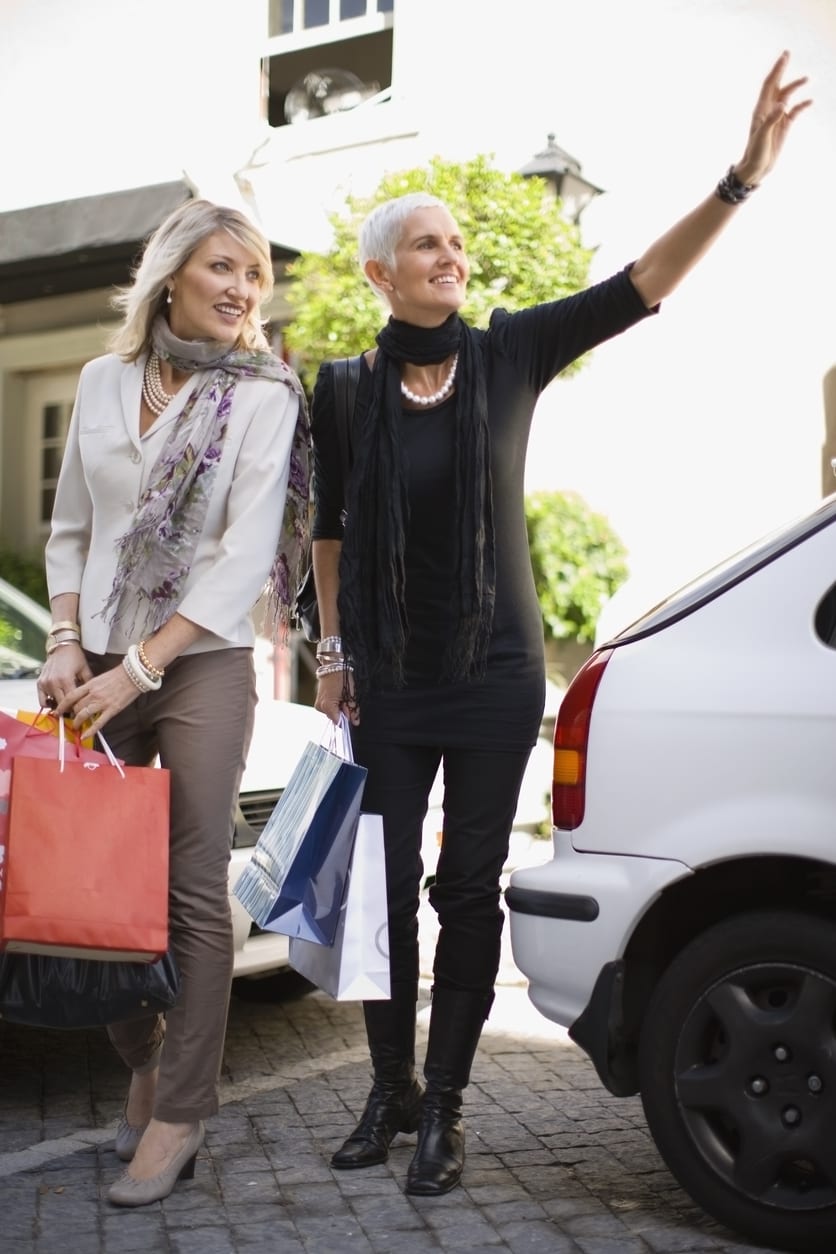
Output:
[137, 639, 165, 680]
[46, 637, 81, 656]
[46, 631, 81, 652]
[49, 620, 80, 635]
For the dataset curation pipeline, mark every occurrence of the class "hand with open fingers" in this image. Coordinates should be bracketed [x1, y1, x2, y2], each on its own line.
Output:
[54, 661, 141, 736]
[37, 641, 94, 716]
[315, 668, 360, 726]
[735, 51, 812, 187]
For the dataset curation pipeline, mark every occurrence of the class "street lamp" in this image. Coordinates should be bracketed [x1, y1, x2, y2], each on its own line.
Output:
[519, 134, 604, 224]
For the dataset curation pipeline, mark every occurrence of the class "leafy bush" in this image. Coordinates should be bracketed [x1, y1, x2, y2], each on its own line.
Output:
[284, 153, 593, 388]
[525, 491, 628, 643]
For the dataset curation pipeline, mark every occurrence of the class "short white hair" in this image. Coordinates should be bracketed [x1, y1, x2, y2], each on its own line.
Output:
[358, 192, 449, 275]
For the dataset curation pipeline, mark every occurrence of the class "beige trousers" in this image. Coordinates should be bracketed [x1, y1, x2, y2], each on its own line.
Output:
[90, 647, 256, 1123]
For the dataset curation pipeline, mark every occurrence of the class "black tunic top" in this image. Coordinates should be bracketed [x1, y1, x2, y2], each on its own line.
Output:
[311, 268, 656, 751]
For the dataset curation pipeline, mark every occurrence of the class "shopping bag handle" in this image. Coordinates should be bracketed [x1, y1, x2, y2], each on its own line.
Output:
[57, 717, 125, 778]
[320, 711, 355, 764]
[30, 707, 61, 733]
[22, 708, 85, 756]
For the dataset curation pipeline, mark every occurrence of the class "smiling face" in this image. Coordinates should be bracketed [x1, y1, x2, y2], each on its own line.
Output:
[367, 205, 469, 326]
[167, 230, 266, 345]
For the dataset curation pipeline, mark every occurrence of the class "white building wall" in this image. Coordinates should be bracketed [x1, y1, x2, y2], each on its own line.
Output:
[2, 0, 835, 599]
[1, 0, 264, 213]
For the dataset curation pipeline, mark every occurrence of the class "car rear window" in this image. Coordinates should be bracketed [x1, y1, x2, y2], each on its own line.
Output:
[607, 494, 836, 644]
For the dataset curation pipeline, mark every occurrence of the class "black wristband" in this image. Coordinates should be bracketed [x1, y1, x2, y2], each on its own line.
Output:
[715, 165, 757, 205]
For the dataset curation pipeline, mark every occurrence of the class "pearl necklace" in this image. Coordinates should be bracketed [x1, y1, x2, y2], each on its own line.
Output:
[400, 353, 459, 407]
[142, 352, 177, 416]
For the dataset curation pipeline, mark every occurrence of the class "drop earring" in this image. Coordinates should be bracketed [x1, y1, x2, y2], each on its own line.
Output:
[166, 289, 173, 305]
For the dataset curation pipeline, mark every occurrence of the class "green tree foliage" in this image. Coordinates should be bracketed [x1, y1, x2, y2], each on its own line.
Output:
[285, 155, 621, 645]
[525, 491, 629, 643]
[284, 154, 593, 387]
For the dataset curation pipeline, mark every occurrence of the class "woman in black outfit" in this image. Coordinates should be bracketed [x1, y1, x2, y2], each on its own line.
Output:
[310, 52, 810, 1196]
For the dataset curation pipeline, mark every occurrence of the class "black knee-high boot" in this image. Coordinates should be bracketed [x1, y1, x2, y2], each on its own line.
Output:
[405, 986, 494, 1196]
[331, 982, 424, 1169]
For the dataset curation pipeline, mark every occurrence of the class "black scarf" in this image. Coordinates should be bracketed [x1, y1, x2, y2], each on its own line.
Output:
[338, 312, 495, 699]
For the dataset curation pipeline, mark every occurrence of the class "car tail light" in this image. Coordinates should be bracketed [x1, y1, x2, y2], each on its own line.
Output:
[552, 649, 612, 830]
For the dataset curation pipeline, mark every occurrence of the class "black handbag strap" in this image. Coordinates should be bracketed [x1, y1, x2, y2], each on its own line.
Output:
[330, 354, 362, 489]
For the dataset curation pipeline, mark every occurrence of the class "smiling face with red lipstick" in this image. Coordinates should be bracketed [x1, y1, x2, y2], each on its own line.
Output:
[167, 230, 267, 347]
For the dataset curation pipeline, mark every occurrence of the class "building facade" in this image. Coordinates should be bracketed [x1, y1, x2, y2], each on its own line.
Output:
[1, 0, 835, 594]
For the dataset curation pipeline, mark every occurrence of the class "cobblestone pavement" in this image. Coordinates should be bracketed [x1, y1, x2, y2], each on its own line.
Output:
[0, 895, 780, 1254]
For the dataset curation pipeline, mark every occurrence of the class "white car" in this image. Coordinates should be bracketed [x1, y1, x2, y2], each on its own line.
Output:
[0, 576, 53, 705]
[507, 494, 836, 1253]
[0, 575, 325, 982]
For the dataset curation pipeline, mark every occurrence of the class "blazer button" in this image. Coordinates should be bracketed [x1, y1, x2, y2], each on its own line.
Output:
[130, 449, 141, 464]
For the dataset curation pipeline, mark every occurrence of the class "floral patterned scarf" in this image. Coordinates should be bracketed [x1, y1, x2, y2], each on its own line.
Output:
[99, 316, 309, 641]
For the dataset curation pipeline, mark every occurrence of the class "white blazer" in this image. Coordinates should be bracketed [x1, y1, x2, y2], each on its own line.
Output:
[45, 352, 301, 656]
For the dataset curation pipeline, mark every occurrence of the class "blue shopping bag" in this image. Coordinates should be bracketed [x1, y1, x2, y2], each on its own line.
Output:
[233, 717, 366, 945]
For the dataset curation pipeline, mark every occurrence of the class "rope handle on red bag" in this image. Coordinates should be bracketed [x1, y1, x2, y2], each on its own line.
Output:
[57, 716, 125, 778]
[22, 708, 86, 753]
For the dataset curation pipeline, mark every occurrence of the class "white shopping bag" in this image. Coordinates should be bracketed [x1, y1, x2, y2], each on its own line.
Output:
[289, 812, 390, 1000]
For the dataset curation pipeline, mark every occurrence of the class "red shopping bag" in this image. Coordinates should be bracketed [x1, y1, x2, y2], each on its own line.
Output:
[0, 709, 114, 907]
[1, 725, 170, 961]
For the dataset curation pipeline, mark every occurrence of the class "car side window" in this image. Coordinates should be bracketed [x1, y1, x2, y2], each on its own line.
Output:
[0, 594, 46, 677]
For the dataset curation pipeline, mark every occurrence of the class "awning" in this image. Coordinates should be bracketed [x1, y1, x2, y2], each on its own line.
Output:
[0, 181, 298, 304]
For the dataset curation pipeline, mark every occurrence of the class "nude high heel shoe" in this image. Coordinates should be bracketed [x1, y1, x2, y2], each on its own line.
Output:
[107, 1121, 204, 1208]
[113, 1109, 149, 1163]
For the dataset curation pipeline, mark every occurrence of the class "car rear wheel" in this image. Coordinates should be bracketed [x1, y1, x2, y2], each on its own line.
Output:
[638, 910, 836, 1252]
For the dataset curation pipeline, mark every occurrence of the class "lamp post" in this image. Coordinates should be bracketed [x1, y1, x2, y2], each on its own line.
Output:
[519, 134, 604, 224]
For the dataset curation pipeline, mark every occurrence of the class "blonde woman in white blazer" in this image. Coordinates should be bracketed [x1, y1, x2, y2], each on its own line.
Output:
[39, 200, 309, 1207]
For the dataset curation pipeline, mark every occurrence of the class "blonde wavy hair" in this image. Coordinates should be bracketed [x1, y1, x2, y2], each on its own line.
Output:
[108, 199, 275, 361]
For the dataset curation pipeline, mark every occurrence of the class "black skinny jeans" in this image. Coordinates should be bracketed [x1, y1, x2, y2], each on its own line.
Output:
[350, 732, 532, 997]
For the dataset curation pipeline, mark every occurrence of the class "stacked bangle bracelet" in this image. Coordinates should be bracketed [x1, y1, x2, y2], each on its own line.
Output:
[122, 642, 164, 692]
[46, 636, 81, 655]
[46, 619, 81, 655]
[316, 660, 355, 678]
[316, 635, 342, 657]
[715, 165, 758, 205]
[315, 634, 353, 678]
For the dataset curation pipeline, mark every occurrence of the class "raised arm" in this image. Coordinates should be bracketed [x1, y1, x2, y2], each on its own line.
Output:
[629, 51, 811, 310]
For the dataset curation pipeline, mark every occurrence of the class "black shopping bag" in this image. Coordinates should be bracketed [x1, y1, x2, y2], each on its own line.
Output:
[233, 718, 366, 945]
[0, 950, 180, 1029]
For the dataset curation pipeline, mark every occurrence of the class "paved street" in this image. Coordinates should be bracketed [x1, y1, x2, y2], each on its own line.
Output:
[0, 864, 778, 1254]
